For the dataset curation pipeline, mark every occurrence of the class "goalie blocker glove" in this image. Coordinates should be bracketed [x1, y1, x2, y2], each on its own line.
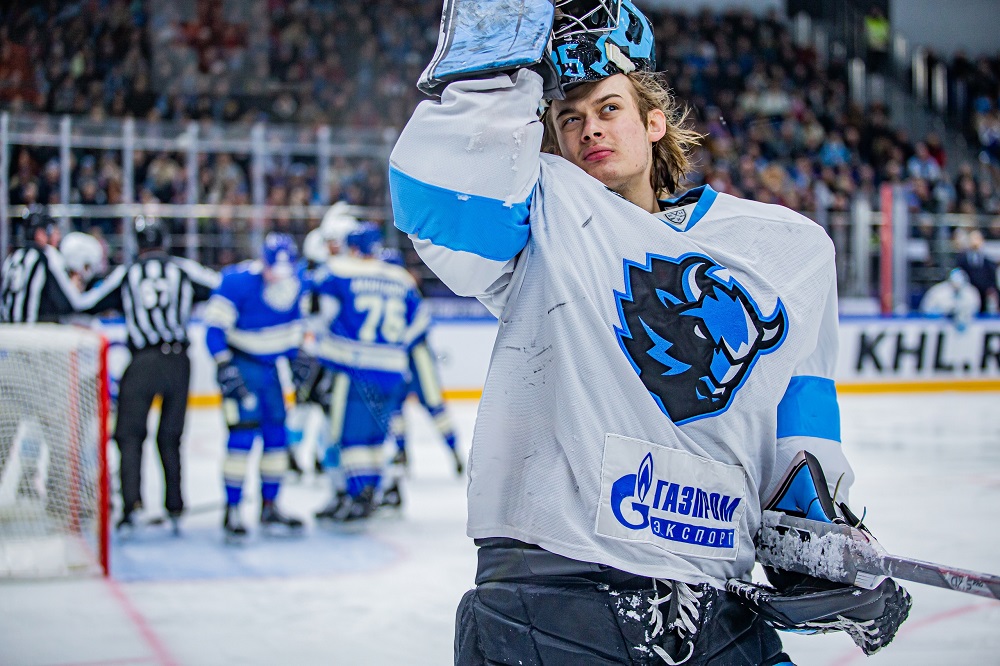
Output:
[728, 451, 912, 655]
[418, 0, 558, 97]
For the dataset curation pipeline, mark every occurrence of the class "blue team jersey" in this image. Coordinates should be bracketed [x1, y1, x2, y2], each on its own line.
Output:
[311, 255, 429, 386]
[203, 260, 308, 363]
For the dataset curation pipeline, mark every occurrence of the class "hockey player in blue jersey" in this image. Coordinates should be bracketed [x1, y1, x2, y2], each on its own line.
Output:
[391, 0, 911, 663]
[380, 247, 464, 476]
[203, 232, 308, 543]
[311, 223, 429, 523]
[286, 204, 362, 478]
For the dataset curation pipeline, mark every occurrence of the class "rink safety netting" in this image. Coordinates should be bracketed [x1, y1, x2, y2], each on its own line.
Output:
[0, 324, 109, 577]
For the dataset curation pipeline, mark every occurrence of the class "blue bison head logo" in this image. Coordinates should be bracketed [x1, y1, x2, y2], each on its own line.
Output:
[614, 253, 787, 424]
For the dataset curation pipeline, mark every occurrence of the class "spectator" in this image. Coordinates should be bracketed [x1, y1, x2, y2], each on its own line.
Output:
[907, 142, 943, 183]
[955, 229, 999, 313]
[2, 0, 997, 302]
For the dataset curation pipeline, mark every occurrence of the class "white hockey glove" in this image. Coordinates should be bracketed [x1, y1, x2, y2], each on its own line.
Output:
[417, 0, 561, 98]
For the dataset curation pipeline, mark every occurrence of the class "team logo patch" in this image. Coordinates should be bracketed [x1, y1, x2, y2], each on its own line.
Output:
[663, 209, 688, 226]
[614, 253, 787, 424]
[597, 434, 747, 559]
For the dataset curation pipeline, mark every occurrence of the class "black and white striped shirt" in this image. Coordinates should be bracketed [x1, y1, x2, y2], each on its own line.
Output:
[80, 252, 220, 351]
[0, 243, 83, 323]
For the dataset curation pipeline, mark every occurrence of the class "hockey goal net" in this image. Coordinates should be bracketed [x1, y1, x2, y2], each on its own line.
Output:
[0, 324, 110, 577]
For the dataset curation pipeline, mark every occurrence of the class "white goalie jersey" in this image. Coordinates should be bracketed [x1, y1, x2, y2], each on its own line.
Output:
[390, 70, 853, 588]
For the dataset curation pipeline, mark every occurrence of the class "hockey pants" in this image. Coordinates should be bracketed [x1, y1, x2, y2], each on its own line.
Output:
[456, 539, 791, 666]
[222, 355, 287, 506]
[326, 372, 406, 498]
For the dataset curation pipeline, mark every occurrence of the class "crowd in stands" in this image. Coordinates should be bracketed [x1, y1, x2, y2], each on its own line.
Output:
[1, 1, 998, 298]
[942, 50, 1000, 174]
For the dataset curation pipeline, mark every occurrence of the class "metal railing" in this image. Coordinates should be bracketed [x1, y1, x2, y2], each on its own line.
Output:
[792, 6, 980, 175]
[3, 113, 996, 308]
[0, 111, 397, 264]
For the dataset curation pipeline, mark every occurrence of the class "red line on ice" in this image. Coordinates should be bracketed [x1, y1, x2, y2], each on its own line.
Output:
[103, 577, 180, 666]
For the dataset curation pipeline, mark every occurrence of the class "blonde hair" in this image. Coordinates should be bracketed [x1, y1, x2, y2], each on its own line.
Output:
[541, 72, 702, 196]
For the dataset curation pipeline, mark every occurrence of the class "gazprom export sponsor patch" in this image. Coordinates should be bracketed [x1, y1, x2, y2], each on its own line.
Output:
[596, 433, 747, 560]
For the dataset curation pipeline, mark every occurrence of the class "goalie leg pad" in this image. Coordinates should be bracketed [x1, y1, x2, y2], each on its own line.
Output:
[418, 0, 557, 97]
[726, 577, 912, 656]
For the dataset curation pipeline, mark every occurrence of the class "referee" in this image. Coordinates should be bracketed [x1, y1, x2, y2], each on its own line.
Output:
[80, 216, 219, 532]
[1, 208, 81, 323]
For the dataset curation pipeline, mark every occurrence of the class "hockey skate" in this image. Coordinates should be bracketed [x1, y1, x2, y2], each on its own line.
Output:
[340, 486, 377, 523]
[115, 501, 143, 540]
[314, 490, 351, 522]
[166, 510, 182, 537]
[259, 501, 305, 537]
[116, 512, 137, 539]
[378, 481, 403, 518]
[316, 487, 376, 529]
[223, 504, 249, 545]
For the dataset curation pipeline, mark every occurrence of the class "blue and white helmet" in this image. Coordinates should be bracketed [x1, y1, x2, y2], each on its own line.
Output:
[549, 0, 656, 91]
[346, 223, 383, 257]
[261, 232, 299, 278]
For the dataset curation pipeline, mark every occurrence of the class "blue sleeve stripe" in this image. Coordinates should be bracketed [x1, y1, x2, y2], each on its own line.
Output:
[776, 376, 841, 442]
[389, 166, 530, 262]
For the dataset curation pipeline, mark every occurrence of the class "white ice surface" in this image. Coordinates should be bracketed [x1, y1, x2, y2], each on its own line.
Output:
[1, 393, 999, 665]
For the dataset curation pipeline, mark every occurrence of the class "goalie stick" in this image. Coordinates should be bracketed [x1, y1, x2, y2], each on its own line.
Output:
[756, 510, 1000, 600]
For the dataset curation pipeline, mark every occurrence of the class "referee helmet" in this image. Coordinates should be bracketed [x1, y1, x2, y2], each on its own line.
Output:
[134, 215, 167, 251]
[22, 206, 57, 239]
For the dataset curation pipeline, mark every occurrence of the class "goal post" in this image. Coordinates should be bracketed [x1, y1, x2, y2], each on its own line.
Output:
[0, 324, 110, 577]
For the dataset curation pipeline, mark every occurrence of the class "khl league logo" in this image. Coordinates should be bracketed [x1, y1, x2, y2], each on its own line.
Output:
[614, 253, 787, 424]
[610, 451, 743, 550]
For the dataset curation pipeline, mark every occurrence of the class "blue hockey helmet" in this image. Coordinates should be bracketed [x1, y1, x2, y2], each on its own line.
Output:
[261, 232, 299, 275]
[548, 0, 656, 91]
[379, 246, 405, 267]
[346, 223, 383, 257]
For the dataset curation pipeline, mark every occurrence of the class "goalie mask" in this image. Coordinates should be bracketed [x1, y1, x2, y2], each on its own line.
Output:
[549, 0, 656, 91]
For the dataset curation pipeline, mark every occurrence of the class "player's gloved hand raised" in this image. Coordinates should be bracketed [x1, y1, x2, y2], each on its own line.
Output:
[417, 0, 560, 98]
